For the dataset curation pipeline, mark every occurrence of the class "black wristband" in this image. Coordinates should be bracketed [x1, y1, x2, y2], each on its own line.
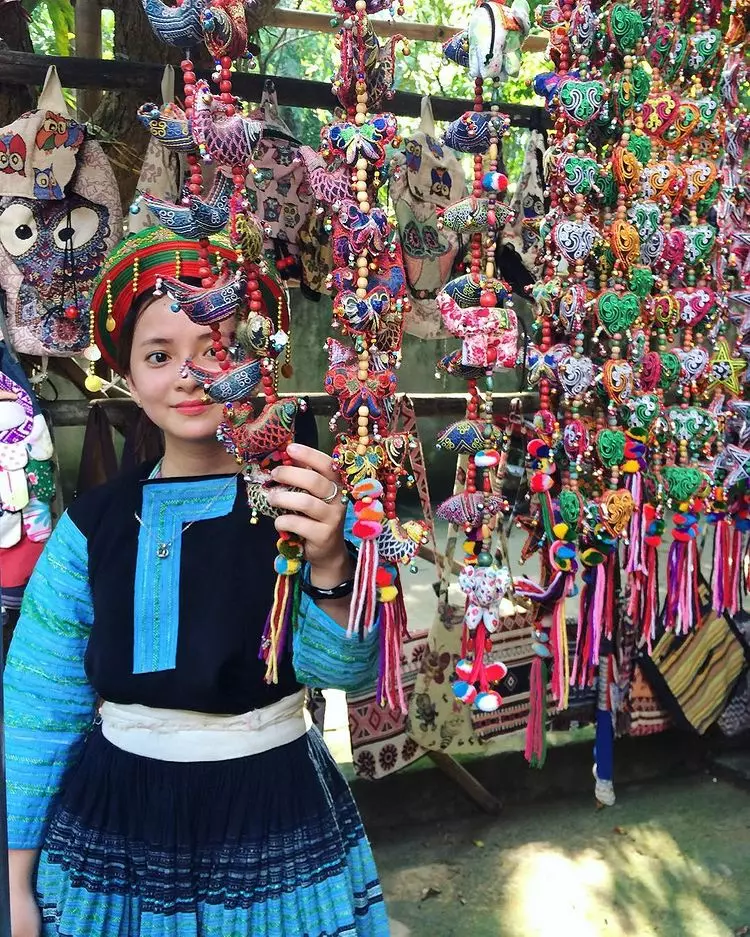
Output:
[299, 541, 358, 601]
[300, 568, 355, 601]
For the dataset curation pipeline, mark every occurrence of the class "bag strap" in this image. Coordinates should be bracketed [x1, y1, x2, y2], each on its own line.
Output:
[261, 79, 280, 117]
[161, 65, 175, 105]
[389, 393, 442, 578]
[419, 96, 437, 138]
[75, 404, 118, 494]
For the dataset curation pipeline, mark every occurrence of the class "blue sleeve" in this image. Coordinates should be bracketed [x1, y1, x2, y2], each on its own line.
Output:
[292, 503, 380, 694]
[3, 512, 97, 849]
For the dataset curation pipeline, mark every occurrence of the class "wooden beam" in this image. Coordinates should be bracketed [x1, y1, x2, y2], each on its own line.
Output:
[265, 7, 549, 53]
[44, 391, 536, 427]
[426, 750, 502, 815]
[0, 51, 550, 127]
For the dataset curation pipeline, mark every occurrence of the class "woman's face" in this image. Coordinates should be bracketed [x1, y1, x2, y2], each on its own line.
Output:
[127, 294, 234, 446]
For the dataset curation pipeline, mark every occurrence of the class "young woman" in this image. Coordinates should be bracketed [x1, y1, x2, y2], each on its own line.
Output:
[5, 229, 390, 937]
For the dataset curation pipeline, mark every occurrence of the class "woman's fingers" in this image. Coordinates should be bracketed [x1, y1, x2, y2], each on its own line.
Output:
[285, 443, 339, 481]
[274, 514, 331, 545]
[271, 464, 338, 501]
[267, 488, 342, 523]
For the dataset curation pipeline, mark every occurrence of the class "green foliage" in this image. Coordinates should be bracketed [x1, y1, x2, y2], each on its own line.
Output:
[265, 0, 550, 188]
[23, 0, 75, 57]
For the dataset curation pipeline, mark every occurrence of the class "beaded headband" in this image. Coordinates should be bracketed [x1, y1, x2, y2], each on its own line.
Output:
[88, 225, 288, 379]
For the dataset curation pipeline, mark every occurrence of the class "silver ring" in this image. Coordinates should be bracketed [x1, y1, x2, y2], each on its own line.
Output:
[322, 481, 340, 504]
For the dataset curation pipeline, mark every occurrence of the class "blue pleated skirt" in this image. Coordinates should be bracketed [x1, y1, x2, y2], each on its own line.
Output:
[35, 724, 389, 937]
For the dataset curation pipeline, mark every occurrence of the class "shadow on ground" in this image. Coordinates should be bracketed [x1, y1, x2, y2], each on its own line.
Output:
[374, 776, 750, 937]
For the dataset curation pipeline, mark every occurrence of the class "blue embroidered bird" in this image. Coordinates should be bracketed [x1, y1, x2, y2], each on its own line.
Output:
[142, 170, 234, 240]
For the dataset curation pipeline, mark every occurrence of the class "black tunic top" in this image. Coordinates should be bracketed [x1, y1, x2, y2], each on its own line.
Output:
[69, 463, 301, 714]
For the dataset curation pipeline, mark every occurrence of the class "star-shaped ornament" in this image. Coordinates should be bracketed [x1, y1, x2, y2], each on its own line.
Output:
[720, 444, 750, 489]
[703, 338, 747, 397]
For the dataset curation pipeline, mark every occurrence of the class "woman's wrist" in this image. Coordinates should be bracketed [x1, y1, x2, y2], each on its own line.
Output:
[307, 546, 354, 590]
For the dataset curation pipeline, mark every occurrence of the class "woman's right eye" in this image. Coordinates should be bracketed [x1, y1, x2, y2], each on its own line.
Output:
[146, 351, 169, 365]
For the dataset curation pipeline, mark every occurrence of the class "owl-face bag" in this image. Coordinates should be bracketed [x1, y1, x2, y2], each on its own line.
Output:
[0, 67, 123, 356]
[390, 97, 466, 339]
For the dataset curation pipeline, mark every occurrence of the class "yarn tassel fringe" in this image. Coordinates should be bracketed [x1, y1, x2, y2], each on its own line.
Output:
[377, 577, 409, 713]
[525, 657, 548, 769]
[550, 578, 570, 711]
[347, 537, 379, 637]
[712, 518, 733, 616]
[261, 571, 296, 684]
[664, 535, 700, 634]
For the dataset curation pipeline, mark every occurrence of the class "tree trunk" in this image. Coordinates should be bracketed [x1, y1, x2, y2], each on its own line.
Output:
[93, 0, 184, 209]
[0, 4, 34, 125]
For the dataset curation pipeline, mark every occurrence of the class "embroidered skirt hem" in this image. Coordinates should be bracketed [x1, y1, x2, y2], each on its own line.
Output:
[35, 726, 389, 937]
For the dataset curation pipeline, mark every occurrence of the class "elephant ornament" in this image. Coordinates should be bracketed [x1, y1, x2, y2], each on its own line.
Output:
[437, 288, 519, 370]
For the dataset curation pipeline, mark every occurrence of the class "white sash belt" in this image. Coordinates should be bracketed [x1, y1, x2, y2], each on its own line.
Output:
[99, 690, 308, 762]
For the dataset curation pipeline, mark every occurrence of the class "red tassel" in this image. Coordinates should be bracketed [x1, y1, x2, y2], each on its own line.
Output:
[377, 579, 410, 713]
[525, 657, 548, 768]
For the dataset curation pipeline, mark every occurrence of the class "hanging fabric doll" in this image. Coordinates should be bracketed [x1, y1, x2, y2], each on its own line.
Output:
[0, 66, 122, 356]
[0, 341, 55, 612]
[390, 95, 467, 339]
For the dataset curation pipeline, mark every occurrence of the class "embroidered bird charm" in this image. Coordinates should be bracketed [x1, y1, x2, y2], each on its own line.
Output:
[192, 81, 263, 169]
[142, 169, 233, 240]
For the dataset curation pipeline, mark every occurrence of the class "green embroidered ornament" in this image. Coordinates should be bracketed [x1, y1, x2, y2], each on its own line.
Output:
[676, 224, 717, 264]
[628, 201, 660, 241]
[631, 65, 651, 105]
[686, 29, 723, 77]
[696, 179, 721, 219]
[661, 465, 707, 503]
[663, 32, 688, 83]
[608, 3, 644, 54]
[558, 78, 606, 125]
[562, 155, 600, 195]
[629, 265, 655, 298]
[558, 488, 583, 531]
[597, 290, 640, 336]
[649, 26, 674, 71]
[694, 94, 720, 135]
[666, 405, 717, 448]
[598, 170, 618, 208]
[596, 429, 626, 467]
[659, 352, 680, 390]
[620, 393, 660, 440]
[627, 133, 652, 167]
[26, 458, 55, 503]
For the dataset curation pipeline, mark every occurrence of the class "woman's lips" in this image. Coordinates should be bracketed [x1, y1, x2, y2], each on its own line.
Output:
[174, 401, 211, 415]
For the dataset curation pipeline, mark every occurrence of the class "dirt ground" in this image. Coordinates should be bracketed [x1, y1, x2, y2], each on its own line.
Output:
[372, 775, 750, 937]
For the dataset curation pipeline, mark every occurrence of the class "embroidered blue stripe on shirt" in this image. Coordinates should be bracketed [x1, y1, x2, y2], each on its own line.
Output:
[133, 479, 237, 674]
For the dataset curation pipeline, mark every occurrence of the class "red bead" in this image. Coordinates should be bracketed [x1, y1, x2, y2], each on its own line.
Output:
[249, 301, 262, 312]
[247, 279, 259, 291]
[216, 350, 227, 361]
[220, 80, 232, 93]
[201, 277, 213, 288]
[189, 183, 201, 195]
[221, 55, 232, 69]
[221, 93, 234, 104]
[64, 304, 78, 320]
[225, 105, 235, 117]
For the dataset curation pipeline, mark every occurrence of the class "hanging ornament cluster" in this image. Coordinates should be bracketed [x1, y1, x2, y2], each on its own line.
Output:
[513, 0, 745, 768]
[429, 1, 531, 716]
[300, 0, 430, 712]
[137, 0, 307, 685]
[710, 0, 750, 618]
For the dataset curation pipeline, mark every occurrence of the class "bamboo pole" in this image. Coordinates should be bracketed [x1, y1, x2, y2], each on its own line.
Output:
[264, 7, 549, 53]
